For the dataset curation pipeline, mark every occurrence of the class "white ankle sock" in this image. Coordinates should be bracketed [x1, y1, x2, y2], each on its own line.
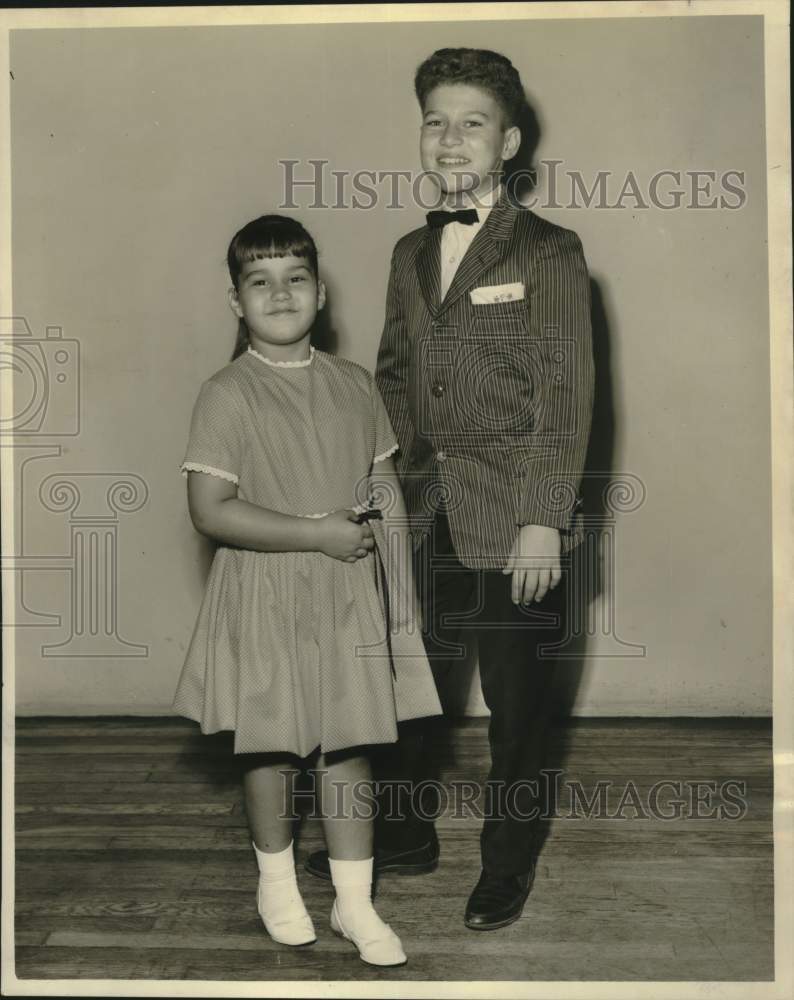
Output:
[253, 840, 298, 881]
[252, 840, 314, 935]
[328, 856, 373, 891]
[329, 857, 405, 965]
[329, 858, 382, 927]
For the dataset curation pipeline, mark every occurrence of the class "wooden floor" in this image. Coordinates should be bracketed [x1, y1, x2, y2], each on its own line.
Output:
[14, 716, 773, 982]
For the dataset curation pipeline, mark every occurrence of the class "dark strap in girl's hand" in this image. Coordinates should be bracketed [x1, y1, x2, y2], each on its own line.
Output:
[355, 509, 395, 678]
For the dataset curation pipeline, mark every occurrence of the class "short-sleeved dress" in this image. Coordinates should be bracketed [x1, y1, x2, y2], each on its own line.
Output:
[173, 345, 442, 757]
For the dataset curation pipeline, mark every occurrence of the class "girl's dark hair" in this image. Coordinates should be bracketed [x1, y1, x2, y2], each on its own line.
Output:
[228, 215, 319, 360]
[414, 48, 526, 128]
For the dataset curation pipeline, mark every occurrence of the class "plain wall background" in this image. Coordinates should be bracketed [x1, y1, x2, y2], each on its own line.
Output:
[9, 15, 772, 715]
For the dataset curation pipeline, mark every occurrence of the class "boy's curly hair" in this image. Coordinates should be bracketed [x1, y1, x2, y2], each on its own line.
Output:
[414, 48, 526, 127]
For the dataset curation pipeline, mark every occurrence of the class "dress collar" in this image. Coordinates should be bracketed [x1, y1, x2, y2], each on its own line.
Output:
[247, 345, 315, 368]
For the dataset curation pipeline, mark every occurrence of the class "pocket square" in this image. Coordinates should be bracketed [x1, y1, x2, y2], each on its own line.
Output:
[469, 282, 525, 305]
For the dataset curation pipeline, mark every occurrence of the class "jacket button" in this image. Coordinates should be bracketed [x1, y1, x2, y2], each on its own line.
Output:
[431, 383, 445, 397]
[436, 450, 447, 463]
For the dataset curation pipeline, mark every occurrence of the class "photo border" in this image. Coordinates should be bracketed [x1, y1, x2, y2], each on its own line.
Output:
[1, 3, 791, 998]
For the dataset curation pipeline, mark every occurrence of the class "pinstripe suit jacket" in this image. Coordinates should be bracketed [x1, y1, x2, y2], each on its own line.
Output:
[375, 190, 595, 569]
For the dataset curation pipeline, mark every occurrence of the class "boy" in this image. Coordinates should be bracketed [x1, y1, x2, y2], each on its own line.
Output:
[309, 47, 594, 932]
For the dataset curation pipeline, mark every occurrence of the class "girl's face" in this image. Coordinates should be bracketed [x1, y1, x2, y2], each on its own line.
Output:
[229, 254, 325, 355]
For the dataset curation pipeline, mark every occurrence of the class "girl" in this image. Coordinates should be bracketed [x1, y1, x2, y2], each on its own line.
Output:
[173, 215, 441, 967]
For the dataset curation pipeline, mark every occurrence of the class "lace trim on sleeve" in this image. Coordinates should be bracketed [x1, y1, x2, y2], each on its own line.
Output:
[373, 442, 399, 464]
[180, 462, 239, 485]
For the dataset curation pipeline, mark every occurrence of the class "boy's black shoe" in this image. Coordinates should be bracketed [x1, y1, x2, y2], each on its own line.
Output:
[463, 863, 535, 930]
[304, 831, 439, 881]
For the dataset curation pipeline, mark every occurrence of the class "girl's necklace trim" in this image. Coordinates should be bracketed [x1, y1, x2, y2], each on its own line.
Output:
[247, 345, 315, 368]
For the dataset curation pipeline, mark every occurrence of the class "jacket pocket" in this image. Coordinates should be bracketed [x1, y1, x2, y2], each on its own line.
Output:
[468, 299, 528, 339]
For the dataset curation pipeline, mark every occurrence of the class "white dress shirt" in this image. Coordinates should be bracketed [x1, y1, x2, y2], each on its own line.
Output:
[439, 184, 502, 300]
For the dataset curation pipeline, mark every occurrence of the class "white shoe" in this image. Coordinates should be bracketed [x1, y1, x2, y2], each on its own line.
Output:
[330, 899, 407, 967]
[257, 881, 316, 946]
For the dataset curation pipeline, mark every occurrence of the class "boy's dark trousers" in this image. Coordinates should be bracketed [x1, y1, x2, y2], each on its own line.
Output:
[372, 507, 565, 878]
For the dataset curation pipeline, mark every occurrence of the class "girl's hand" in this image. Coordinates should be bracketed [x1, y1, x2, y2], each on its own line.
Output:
[315, 510, 375, 563]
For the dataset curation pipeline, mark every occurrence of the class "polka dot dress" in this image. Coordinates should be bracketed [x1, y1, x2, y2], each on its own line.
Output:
[173, 347, 442, 756]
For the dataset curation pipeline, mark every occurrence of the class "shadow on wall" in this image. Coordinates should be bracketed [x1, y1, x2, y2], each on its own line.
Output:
[550, 276, 616, 719]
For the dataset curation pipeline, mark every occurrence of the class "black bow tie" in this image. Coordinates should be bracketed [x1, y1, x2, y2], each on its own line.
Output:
[426, 208, 479, 229]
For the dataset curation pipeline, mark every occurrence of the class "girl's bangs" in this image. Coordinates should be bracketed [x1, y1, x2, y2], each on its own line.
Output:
[241, 238, 314, 265]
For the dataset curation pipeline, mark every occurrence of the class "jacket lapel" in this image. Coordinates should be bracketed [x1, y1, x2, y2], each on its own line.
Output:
[416, 225, 442, 317]
[438, 192, 518, 315]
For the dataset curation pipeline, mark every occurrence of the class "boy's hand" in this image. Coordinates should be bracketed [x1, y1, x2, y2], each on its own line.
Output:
[502, 524, 562, 604]
[315, 510, 375, 563]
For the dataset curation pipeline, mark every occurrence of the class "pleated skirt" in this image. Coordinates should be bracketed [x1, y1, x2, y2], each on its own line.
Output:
[173, 544, 442, 756]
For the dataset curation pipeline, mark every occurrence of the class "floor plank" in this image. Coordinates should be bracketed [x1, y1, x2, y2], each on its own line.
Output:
[13, 717, 774, 982]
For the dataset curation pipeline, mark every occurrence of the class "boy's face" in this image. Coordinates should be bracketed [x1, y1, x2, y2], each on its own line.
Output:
[420, 83, 520, 202]
[229, 254, 325, 352]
